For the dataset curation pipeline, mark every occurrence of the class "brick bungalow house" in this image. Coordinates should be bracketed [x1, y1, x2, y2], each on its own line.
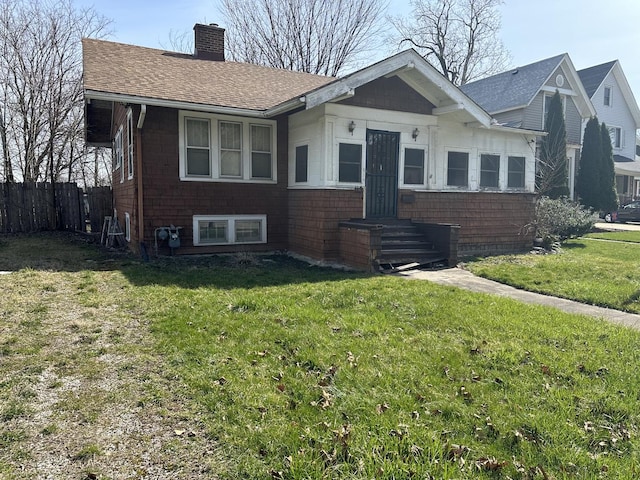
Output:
[82, 24, 539, 271]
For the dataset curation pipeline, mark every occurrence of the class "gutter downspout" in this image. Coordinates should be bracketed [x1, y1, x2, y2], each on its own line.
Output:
[136, 104, 146, 251]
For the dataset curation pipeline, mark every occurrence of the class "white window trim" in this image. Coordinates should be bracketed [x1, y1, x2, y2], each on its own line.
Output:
[336, 140, 365, 186]
[445, 148, 471, 189]
[219, 120, 243, 178]
[179, 111, 277, 183]
[193, 214, 267, 246]
[400, 145, 427, 187]
[609, 125, 624, 149]
[114, 126, 124, 183]
[604, 85, 613, 107]
[250, 124, 274, 180]
[124, 212, 131, 242]
[127, 109, 134, 180]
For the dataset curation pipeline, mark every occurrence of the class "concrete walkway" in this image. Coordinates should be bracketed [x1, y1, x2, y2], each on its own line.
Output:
[397, 267, 640, 331]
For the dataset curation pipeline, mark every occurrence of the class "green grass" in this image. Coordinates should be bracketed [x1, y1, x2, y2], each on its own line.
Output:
[130, 256, 640, 478]
[586, 230, 640, 243]
[466, 232, 640, 313]
[3, 233, 640, 478]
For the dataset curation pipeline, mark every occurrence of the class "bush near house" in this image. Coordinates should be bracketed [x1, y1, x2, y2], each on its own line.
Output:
[529, 196, 597, 248]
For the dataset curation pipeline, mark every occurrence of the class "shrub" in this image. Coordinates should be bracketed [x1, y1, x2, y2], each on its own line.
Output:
[530, 196, 597, 247]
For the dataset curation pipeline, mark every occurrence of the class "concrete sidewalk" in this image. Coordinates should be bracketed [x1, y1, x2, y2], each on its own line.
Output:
[397, 267, 640, 331]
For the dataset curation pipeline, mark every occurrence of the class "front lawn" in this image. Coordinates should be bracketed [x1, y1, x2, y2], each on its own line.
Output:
[2, 233, 640, 479]
[466, 231, 640, 313]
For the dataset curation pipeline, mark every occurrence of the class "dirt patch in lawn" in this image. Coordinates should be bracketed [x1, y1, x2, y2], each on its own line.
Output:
[0, 234, 224, 479]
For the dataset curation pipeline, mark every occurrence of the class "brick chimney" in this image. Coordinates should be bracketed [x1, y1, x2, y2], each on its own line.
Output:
[193, 23, 225, 61]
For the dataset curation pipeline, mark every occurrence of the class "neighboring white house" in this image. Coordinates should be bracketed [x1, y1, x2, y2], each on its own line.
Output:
[461, 54, 596, 200]
[578, 61, 640, 204]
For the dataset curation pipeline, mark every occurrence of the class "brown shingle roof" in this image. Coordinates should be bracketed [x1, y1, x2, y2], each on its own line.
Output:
[82, 38, 334, 112]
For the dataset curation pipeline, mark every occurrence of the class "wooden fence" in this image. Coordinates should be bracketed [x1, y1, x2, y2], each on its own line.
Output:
[0, 182, 112, 234]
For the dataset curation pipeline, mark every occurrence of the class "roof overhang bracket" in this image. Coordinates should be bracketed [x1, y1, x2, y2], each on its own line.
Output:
[433, 103, 465, 116]
[384, 61, 415, 78]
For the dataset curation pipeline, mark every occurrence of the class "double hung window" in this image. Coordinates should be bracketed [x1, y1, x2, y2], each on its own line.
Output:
[404, 148, 425, 185]
[447, 151, 468, 187]
[181, 113, 275, 182]
[480, 154, 500, 188]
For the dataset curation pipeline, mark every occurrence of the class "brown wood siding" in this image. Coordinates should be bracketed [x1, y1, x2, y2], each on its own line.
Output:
[139, 106, 290, 255]
[288, 189, 363, 261]
[338, 77, 434, 115]
[111, 103, 137, 247]
[398, 191, 537, 256]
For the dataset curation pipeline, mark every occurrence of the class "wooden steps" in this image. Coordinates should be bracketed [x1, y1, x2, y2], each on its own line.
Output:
[376, 223, 447, 273]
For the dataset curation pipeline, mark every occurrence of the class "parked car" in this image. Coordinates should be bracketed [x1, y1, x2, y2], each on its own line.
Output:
[604, 201, 640, 223]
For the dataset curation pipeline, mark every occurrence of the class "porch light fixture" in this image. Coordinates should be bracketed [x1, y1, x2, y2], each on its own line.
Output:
[412, 127, 420, 140]
[348, 120, 356, 134]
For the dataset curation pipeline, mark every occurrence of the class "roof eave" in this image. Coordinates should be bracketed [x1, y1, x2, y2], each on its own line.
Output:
[304, 49, 492, 128]
[611, 62, 640, 126]
[491, 125, 546, 136]
[561, 55, 597, 118]
[84, 89, 270, 118]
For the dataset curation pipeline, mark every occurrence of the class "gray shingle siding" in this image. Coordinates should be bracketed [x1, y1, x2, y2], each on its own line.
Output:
[523, 93, 544, 131]
[565, 98, 582, 144]
[493, 109, 524, 128]
[545, 66, 569, 89]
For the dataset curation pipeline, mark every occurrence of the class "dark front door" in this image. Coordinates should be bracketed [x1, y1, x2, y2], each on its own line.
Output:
[366, 129, 400, 218]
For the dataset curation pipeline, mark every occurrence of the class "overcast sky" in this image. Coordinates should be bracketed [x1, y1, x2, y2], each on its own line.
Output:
[79, 0, 640, 102]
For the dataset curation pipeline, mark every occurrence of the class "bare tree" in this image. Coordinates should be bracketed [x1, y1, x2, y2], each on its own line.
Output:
[219, 0, 388, 76]
[0, 0, 110, 184]
[393, 0, 510, 85]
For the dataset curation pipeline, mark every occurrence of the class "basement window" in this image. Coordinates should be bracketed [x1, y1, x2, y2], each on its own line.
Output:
[124, 212, 131, 242]
[193, 215, 267, 246]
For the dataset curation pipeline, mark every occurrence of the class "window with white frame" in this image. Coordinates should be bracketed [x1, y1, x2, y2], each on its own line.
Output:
[295, 145, 308, 183]
[180, 112, 276, 182]
[220, 121, 242, 176]
[480, 153, 500, 188]
[609, 126, 623, 148]
[186, 117, 211, 176]
[124, 212, 131, 242]
[114, 126, 124, 181]
[403, 148, 425, 185]
[604, 86, 612, 106]
[127, 110, 134, 180]
[338, 143, 362, 183]
[251, 125, 272, 179]
[507, 156, 526, 188]
[447, 151, 468, 187]
[193, 215, 267, 245]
